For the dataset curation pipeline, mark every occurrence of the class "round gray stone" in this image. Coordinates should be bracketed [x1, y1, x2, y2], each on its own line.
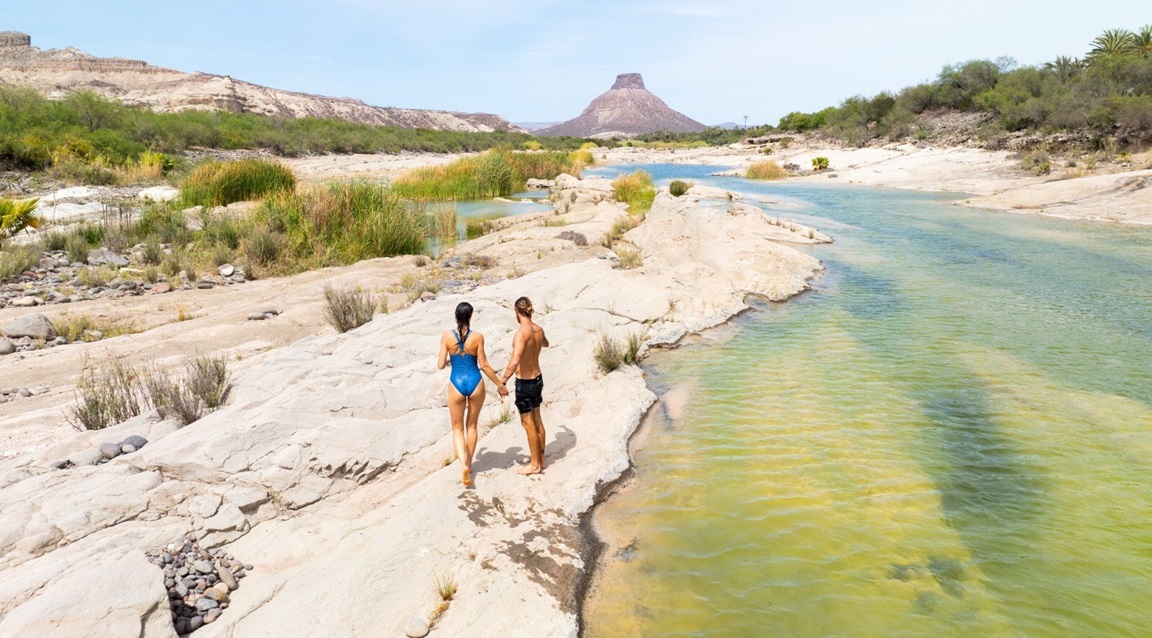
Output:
[193, 559, 214, 574]
[218, 264, 235, 277]
[2, 313, 57, 340]
[0, 339, 14, 355]
[121, 444, 137, 454]
[404, 617, 430, 638]
[99, 442, 122, 459]
[120, 435, 148, 449]
[188, 615, 203, 631]
[195, 597, 219, 612]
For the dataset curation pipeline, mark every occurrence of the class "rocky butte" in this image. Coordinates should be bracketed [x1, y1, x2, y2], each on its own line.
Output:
[535, 73, 705, 138]
[0, 32, 521, 133]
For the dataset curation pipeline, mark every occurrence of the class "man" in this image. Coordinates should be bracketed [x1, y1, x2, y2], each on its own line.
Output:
[500, 296, 549, 475]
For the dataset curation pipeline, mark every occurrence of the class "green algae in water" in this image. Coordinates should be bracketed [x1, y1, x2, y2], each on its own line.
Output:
[584, 174, 1152, 638]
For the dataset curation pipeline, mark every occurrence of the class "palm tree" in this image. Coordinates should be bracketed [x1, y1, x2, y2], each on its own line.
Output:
[1133, 24, 1152, 57]
[1088, 28, 1135, 59]
[1044, 56, 1086, 81]
[0, 198, 42, 247]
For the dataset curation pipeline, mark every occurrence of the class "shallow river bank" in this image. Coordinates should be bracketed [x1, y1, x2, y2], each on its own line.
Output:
[584, 165, 1152, 637]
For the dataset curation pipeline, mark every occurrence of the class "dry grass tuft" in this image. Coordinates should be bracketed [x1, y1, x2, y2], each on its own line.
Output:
[746, 160, 788, 180]
[324, 284, 377, 333]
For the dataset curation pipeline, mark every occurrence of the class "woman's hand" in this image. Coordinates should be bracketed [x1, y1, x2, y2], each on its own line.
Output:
[497, 383, 509, 398]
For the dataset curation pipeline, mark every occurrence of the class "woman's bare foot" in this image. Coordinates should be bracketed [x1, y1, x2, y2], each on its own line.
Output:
[462, 468, 474, 487]
[515, 464, 542, 475]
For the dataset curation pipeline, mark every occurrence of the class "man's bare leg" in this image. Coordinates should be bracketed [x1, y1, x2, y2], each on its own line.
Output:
[516, 411, 543, 475]
[531, 408, 546, 471]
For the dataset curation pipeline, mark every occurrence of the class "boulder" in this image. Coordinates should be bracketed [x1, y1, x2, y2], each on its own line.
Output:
[120, 435, 148, 450]
[0, 339, 14, 355]
[99, 443, 122, 460]
[3, 314, 57, 340]
[9, 297, 41, 308]
[66, 448, 103, 467]
[136, 185, 179, 202]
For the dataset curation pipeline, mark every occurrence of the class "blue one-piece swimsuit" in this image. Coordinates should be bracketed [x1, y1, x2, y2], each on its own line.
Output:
[449, 329, 482, 396]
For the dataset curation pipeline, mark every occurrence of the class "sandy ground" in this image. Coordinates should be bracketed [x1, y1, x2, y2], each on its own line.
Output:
[279, 152, 462, 183]
[601, 142, 1152, 224]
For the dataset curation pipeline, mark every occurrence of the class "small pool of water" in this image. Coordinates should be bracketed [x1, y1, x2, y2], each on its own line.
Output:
[584, 164, 1152, 638]
[424, 196, 553, 256]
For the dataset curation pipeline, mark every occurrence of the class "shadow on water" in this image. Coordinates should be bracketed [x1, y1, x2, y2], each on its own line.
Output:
[920, 383, 1046, 540]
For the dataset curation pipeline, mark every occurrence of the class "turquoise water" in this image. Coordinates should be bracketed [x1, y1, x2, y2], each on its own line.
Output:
[584, 165, 1152, 637]
[424, 196, 553, 255]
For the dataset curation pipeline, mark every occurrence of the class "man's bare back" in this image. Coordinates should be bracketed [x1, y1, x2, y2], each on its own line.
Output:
[501, 297, 550, 475]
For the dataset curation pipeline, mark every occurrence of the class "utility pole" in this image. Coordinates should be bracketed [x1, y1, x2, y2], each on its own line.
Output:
[743, 115, 748, 130]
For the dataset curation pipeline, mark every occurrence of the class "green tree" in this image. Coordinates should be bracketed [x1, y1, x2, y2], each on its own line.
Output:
[1133, 25, 1152, 57]
[1088, 29, 1135, 60]
[1043, 56, 1086, 82]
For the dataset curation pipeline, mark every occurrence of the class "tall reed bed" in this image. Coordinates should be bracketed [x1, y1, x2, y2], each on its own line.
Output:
[259, 181, 426, 264]
[180, 159, 296, 207]
[391, 150, 581, 201]
[611, 170, 656, 211]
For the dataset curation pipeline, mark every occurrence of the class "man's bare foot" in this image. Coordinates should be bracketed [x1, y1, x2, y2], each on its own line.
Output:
[515, 464, 542, 475]
[462, 468, 474, 487]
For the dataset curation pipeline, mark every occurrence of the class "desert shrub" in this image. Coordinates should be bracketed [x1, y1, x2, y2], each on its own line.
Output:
[557, 230, 588, 246]
[0, 198, 41, 247]
[40, 230, 68, 252]
[69, 355, 147, 430]
[1019, 151, 1052, 175]
[465, 217, 499, 239]
[324, 284, 376, 333]
[103, 229, 128, 253]
[668, 180, 693, 197]
[139, 240, 164, 266]
[593, 332, 626, 374]
[130, 206, 187, 246]
[240, 225, 284, 266]
[145, 355, 232, 425]
[624, 332, 645, 365]
[616, 245, 643, 269]
[460, 254, 496, 269]
[611, 170, 656, 211]
[161, 251, 197, 280]
[65, 233, 91, 264]
[746, 161, 788, 180]
[812, 157, 831, 171]
[0, 244, 41, 281]
[179, 159, 296, 208]
[54, 315, 137, 343]
[203, 215, 243, 250]
[78, 266, 113, 288]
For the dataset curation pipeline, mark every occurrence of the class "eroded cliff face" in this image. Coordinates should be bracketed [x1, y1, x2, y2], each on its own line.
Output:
[0, 33, 523, 133]
[536, 72, 705, 138]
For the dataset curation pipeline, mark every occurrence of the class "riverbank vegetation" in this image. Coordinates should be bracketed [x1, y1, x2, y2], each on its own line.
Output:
[0, 86, 604, 179]
[775, 25, 1152, 148]
[390, 149, 585, 200]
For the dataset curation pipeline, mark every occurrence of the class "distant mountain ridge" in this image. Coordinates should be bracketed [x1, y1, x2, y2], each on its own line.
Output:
[536, 73, 705, 138]
[0, 32, 523, 133]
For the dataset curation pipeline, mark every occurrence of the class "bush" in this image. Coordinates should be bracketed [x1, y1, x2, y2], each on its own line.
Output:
[616, 245, 643, 269]
[0, 244, 41, 281]
[324, 284, 376, 333]
[144, 355, 232, 426]
[624, 332, 645, 365]
[557, 230, 588, 246]
[611, 170, 656, 211]
[593, 332, 626, 374]
[179, 159, 296, 207]
[668, 180, 693, 197]
[812, 157, 831, 171]
[69, 355, 147, 430]
[41, 230, 68, 252]
[746, 161, 788, 180]
[1019, 151, 1052, 175]
[240, 225, 284, 266]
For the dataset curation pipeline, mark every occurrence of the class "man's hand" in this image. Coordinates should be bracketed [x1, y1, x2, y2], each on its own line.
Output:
[498, 383, 509, 398]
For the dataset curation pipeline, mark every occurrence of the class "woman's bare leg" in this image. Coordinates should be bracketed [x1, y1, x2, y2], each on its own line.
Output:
[448, 385, 472, 486]
[463, 383, 485, 474]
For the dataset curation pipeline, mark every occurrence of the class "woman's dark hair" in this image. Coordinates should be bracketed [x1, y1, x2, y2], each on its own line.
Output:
[455, 302, 473, 335]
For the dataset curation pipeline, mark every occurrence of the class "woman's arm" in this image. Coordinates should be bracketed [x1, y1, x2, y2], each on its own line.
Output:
[475, 334, 505, 388]
[436, 333, 449, 370]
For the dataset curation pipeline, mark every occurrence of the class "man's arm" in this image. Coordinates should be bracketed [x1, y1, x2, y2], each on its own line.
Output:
[541, 328, 549, 348]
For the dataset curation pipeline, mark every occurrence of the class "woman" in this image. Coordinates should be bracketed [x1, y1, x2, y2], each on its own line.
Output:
[437, 302, 506, 487]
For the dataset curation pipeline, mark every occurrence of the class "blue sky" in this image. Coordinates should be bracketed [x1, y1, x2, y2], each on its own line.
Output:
[6, 1, 1146, 126]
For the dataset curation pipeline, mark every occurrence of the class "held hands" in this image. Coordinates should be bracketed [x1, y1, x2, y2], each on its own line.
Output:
[497, 383, 510, 398]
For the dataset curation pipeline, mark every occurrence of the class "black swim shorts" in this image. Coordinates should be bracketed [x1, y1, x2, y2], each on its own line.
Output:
[514, 375, 544, 415]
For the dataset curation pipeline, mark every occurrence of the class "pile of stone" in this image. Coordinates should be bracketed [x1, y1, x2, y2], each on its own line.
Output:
[0, 248, 251, 310]
[0, 385, 48, 404]
[148, 535, 250, 636]
[52, 434, 148, 469]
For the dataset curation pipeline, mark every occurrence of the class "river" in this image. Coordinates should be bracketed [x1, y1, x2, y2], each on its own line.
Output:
[582, 164, 1152, 637]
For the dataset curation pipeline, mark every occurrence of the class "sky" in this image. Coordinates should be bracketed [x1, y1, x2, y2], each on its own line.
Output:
[5, 1, 1147, 126]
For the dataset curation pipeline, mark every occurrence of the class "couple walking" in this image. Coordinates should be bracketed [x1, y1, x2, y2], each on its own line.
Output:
[436, 297, 548, 487]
